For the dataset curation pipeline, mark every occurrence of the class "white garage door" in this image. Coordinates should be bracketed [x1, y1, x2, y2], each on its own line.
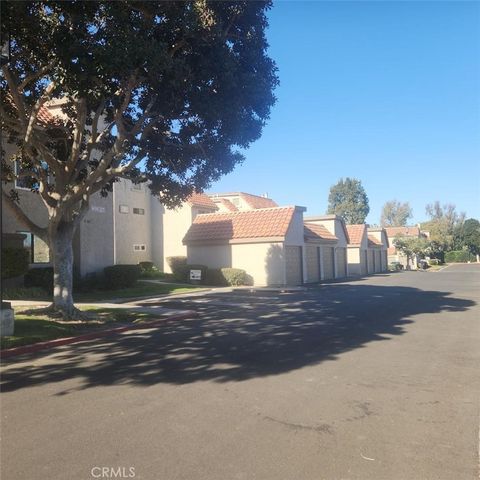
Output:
[285, 246, 303, 285]
[336, 247, 347, 278]
[367, 250, 374, 274]
[375, 250, 382, 273]
[360, 249, 368, 275]
[305, 246, 320, 283]
[322, 246, 335, 280]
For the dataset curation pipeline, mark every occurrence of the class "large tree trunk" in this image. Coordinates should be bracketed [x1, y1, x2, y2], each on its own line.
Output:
[50, 221, 77, 319]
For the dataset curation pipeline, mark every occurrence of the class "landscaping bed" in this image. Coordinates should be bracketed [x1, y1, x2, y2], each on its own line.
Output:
[0, 306, 157, 350]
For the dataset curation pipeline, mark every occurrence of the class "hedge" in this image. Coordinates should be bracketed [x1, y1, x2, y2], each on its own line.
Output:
[139, 261, 154, 273]
[206, 267, 252, 286]
[24, 267, 54, 293]
[166, 256, 187, 275]
[104, 264, 141, 289]
[444, 250, 476, 263]
[1, 247, 30, 279]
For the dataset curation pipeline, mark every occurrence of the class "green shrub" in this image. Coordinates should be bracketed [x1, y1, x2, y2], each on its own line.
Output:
[428, 258, 441, 266]
[389, 262, 403, 272]
[3, 287, 48, 300]
[205, 267, 252, 286]
[220, 268, 252, 286]
[445, 250, 476, 263]
[1, 247, 30, 279]
[173, 264, 208, 283]
[205, 268, 228, 286]
[166, 256, 187, 275]
[139, 261, 154, 273]
[24, 267, 54, 293]
[104, 265, 141, 289]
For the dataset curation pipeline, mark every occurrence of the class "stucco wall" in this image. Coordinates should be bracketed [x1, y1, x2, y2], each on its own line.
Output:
[163, 205, 192, 272]
[187, 242, 285, 286]
[76, 194, 115, 276]
[347, 247, 361, 276]
[113, 180, 152, 265]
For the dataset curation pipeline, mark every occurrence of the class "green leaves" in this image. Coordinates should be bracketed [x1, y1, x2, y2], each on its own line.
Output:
[327, 177, 370, 224]
[1, 0, 278, 204]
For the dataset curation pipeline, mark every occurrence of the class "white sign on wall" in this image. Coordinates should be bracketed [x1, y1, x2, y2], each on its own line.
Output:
[190, 269, 202, 281]
[91, 205, 106, 213]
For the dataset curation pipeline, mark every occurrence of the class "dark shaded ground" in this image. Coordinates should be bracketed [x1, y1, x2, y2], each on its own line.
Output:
[1, 264, 479, 480]
[1, 281, 474, 392]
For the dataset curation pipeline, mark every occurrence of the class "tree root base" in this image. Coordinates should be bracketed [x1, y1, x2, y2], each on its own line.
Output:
[20, 304, 90, 321]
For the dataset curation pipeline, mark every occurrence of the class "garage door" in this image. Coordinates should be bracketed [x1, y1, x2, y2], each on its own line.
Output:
[336, 247, 347, 278]
[367, 250, 374, 274]
[360, 249, 368, 275]
[305, 246, 320, 283]
[285, 246, 303, 285]
[322, 246, 335, 280]
[375, 250, 382, 273]
[382, 251, 387, 271]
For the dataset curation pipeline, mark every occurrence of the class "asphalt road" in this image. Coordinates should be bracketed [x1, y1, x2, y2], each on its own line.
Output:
[1, 264, 479, 480]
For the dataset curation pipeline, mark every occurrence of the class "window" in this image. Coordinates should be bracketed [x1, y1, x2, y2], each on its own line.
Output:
[133, 208, 145, 215]
[119, 205, 129, 214]
[17, 231, 50, 263]
[133, 244, 146, 252]
[14, 161, 35, 190]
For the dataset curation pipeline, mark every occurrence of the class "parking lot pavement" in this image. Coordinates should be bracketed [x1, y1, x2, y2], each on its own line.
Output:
[1, 264, 479, 480]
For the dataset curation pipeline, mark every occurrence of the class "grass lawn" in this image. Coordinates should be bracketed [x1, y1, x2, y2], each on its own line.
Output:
[1, 306, 157, 350]
[3, 281, 205, 303]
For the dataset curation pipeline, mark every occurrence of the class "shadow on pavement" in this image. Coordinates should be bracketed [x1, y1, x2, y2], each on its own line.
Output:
[1, 284, 475, 393]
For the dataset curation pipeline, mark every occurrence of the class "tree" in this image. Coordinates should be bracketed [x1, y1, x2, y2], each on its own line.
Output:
[380, 200, 412, 227]
[1, 1, 278, 318]
[455, 218, 480, 258]
[421, 202, 465, 256]
[393, 235, 429, 269]
[327, 177, 369, 224]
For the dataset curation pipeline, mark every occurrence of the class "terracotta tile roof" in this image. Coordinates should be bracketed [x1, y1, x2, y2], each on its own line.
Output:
[367, 235, 383, 247]
[213, 198, 238, 212]
[240, 193, 278, 209]
[385, 226, 420, 238]
[304, 222, 337, 242]
[5, 92, 58, 125]
[187, 192, 218, 210]
[183, 207, 295, 244]
[346, 224, 366, 245]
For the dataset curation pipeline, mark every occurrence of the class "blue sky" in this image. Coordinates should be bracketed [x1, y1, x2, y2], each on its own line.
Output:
[209, 1, 480, 225]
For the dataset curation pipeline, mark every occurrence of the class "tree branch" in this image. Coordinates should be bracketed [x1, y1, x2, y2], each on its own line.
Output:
[1, 188, 48, 242]
[2, 67, 28, 129]
[17, 60, 56, 91]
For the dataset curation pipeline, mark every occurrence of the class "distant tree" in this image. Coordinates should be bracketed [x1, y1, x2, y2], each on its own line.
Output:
[327, 177, 369, 224]
[380, 200, 413, 227]
[422, 202, 465, 255]
[393, 235, 429, 269]
[455, 218, 480, 258]
[1, 1, 278, 318]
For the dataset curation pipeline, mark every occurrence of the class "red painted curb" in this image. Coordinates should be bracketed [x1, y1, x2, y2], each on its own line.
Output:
[0, 311, 198, 360]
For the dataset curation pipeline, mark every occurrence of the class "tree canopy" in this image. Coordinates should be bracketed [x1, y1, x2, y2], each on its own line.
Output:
[454, 218, 480, 256]
[380, 200, 412, 227]
[421, 202, 465, 256]
[327, 177, 369, 224]
[0, 1, 278, 317]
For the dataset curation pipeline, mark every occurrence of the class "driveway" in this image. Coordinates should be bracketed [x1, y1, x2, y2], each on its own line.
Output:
[1, 264, 479, 480]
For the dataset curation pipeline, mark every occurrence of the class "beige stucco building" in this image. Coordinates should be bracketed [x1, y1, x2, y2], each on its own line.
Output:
[183, 206, 307, 286]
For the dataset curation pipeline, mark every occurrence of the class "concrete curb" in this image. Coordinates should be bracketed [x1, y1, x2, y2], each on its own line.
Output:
[0, 310, 198, 360]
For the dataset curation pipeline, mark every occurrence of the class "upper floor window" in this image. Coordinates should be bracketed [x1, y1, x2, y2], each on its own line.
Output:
[119, 205, 129, 214]
[133, 208, 145, 215]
